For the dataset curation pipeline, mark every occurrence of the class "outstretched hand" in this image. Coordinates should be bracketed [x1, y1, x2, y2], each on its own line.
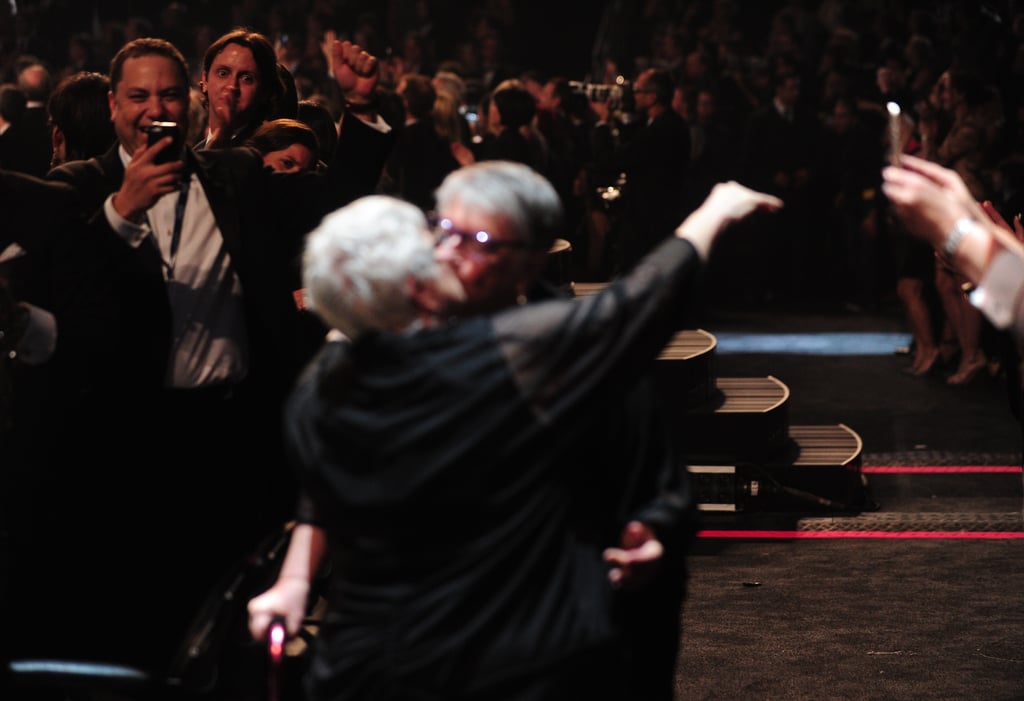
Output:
[676, 181, 784, 260]
[603, 521, 664, 591]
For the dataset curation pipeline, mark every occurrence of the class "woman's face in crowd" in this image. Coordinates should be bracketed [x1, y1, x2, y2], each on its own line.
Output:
[261, 143, 316, 173]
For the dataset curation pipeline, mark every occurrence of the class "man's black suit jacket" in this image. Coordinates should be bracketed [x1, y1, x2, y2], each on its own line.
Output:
[30, 116, 394, 666]
[48, 114, 394, 395]
[383, 117, 460, 212]
[596, 109, 691, 268]
[0, 106, 52, 177]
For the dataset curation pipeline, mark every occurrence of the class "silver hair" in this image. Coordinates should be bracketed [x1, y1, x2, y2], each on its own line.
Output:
[303, 196, 439, 339]
[433, 161, 563, 251]
[432, 70, 466, 105]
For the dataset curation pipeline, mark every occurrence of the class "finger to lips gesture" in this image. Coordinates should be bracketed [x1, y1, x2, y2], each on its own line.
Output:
[211, 94, 237, 129]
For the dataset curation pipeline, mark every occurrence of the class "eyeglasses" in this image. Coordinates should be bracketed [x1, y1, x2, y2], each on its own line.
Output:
[428, 214, 527, 258]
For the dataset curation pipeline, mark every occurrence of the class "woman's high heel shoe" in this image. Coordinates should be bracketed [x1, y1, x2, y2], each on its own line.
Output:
[947, 354, 987, 386]
[903, 347, 940, 377]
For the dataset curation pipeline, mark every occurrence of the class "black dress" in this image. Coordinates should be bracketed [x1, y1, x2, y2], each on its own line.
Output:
[286, 236, 704, 700]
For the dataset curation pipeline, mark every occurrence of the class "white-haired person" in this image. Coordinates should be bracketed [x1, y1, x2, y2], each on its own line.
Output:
[248, 178, 781, 700]
[883, 154, 1024, 342]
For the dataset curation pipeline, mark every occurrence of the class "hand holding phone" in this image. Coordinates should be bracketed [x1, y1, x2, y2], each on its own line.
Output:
[145, 121, 183, 165]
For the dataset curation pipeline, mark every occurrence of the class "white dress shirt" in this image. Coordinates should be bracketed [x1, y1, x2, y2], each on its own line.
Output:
[104, 146, 248, 388]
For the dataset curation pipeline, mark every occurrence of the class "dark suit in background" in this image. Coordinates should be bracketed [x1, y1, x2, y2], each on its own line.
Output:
[0, 169, 113, 665]
[382, 116, 460, 212]
[592, 69, 691, 273]
[2, 104, 53, 177]
[599, 108, 691, 270]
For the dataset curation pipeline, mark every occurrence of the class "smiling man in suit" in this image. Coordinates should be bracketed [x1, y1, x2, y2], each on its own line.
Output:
[43, 35, 392, 667]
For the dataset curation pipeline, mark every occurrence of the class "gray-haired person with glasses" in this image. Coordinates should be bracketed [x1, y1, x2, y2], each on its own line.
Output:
[248, 163, 782, 700]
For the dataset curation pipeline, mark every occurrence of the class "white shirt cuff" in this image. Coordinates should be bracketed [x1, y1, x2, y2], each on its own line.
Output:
[17, 303, 57, 365]
[104, 194, 151, 247]
[969, 249, 1024, 330]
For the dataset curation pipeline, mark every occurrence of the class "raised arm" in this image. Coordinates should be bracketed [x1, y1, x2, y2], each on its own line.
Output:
[882, 154, 1024, 285]
[883, 154, 1024, 340]
[673, 180, 784, 261]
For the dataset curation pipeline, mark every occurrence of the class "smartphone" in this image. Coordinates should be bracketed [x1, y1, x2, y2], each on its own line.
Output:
[885, 102, 902, 165]
[145, 121, 182, 165]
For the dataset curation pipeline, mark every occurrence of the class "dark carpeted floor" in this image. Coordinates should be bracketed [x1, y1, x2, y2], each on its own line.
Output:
[674, 299, 1024, 700]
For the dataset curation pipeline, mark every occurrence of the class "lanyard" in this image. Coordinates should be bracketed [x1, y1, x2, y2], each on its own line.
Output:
[164, 176, 190, 280]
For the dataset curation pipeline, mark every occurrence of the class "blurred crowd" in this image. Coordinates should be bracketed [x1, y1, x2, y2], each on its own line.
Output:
[2, 0, 1023, 329]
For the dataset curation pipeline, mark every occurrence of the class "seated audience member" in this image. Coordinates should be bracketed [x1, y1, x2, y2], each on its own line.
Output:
[248, 168, 781, 700]
[46, 71, 115, 167]
[245, 117, 320, 173]
[884, 155, 1024, 342]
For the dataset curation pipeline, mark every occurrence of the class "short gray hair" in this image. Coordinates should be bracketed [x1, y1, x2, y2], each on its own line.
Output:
[303, 196, 439, 339]
[434, 161, 563, 251]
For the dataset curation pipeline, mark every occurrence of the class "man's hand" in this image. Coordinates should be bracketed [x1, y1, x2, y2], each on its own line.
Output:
[325, 31, 379, 103]
[112, 137, 185, 222]
[603, 521, 664, 591]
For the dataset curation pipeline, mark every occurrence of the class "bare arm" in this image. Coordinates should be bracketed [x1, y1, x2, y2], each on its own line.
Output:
[883, 154, 1024, 340]
[247, 522, 327, 640]
[674, 180, 784, 260]
[882, 154, 1024, 285]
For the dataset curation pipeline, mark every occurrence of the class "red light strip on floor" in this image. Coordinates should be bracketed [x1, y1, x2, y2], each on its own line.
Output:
[862, 466, 1022, 473]
[698, 530, 1024, 539]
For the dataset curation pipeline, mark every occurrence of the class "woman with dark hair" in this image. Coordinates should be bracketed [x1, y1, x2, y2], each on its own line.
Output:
[198, 28, 286, 148]
[297, 98, 339, 166]
[453, 79, 548, 174]
[245, 117, 320, 173]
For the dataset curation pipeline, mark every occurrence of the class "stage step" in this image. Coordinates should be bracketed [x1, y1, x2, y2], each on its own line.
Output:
[689, 423, 868, 514]
[572, 281, 607, 297]
[573, 281, 718, 403]
[655, 329, 718, 406]
[681, 376, 790, 460]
